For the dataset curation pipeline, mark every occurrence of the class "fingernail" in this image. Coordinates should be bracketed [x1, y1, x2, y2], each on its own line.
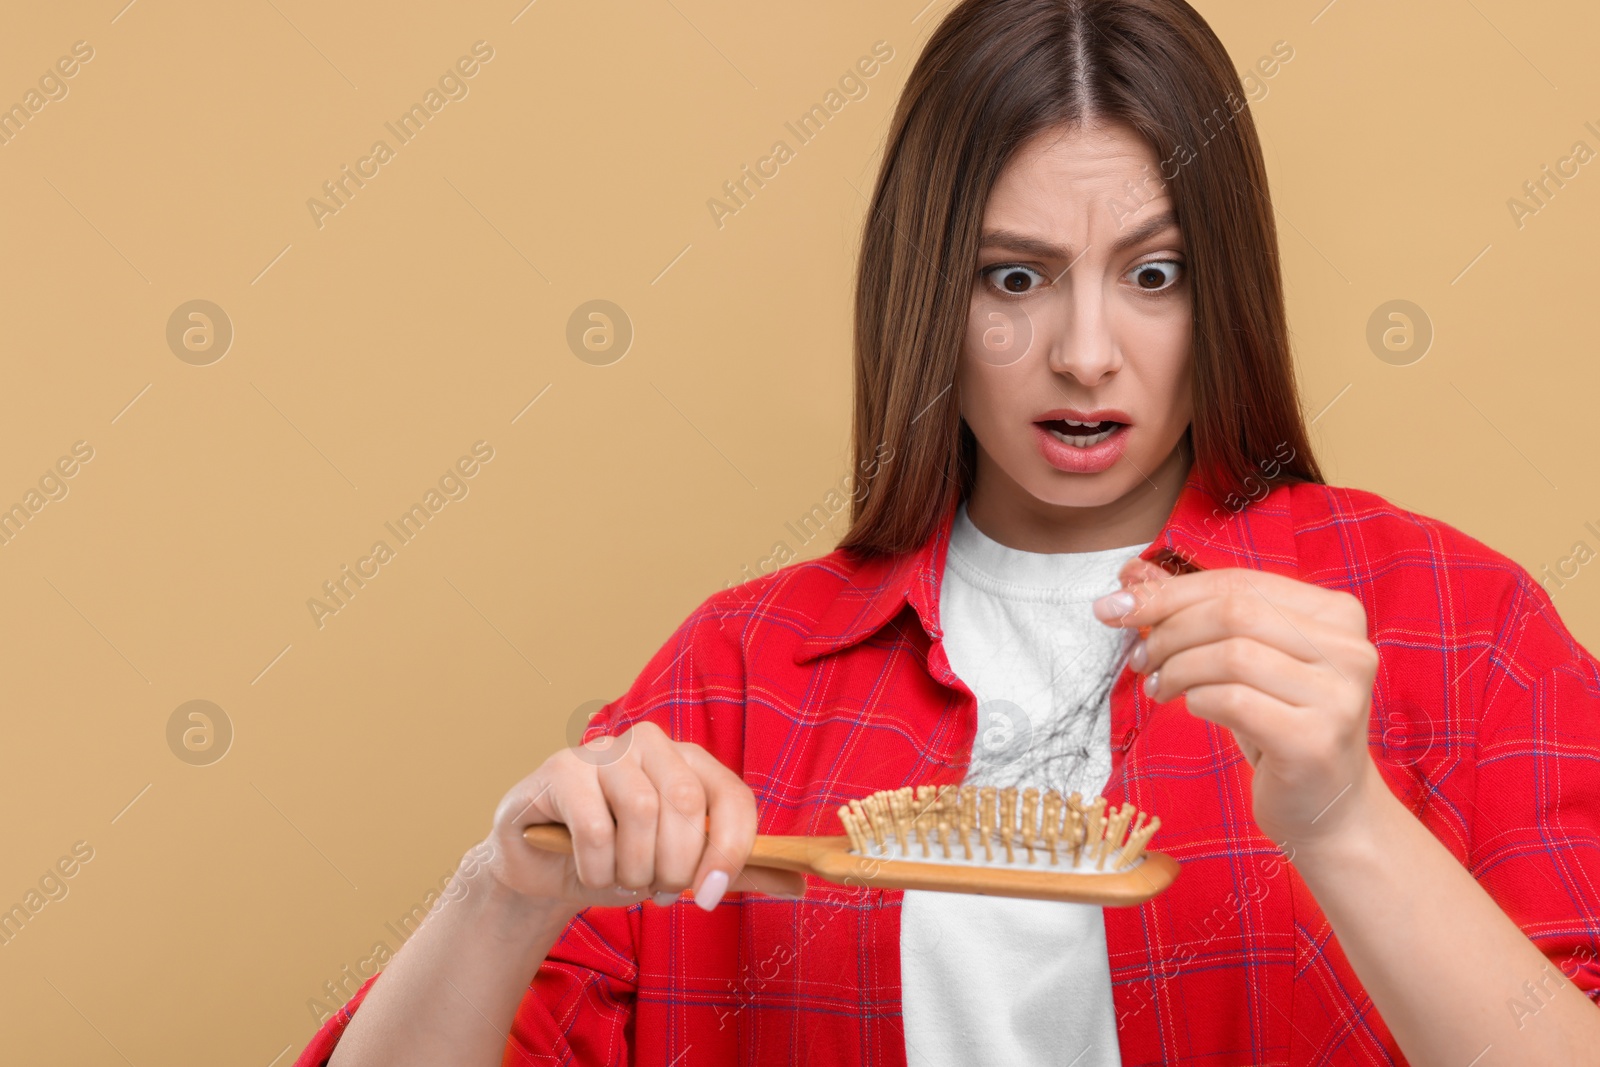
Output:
[1093, 590, 1137, 621]
[694, 869, 729, 912]
[1128, 638, 1148, 672]
[1143, 670, 1160, 698]
[653, 890, 680, 908]
[615, 885, 640, 897]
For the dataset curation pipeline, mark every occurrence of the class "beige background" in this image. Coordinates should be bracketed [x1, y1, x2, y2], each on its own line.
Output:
[0, 0, 1594, 1062]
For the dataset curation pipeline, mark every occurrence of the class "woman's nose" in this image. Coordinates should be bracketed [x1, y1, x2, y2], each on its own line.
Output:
[1043, 286, 1120, 386]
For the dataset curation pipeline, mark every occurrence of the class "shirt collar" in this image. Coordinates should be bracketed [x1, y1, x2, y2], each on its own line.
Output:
[794, 466, 1301, 665]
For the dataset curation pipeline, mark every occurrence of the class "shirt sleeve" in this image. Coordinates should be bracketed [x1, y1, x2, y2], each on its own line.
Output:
[289, 909, 645, 1067]
[289, 587, 750, 1066]
[1466, 572, 1600, 1002]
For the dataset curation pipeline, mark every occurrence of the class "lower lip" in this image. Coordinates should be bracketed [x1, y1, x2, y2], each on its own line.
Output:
[1032, 422, 1131, 474]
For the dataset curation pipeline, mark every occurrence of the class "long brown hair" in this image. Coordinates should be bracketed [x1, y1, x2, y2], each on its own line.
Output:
[837, 0, 1323, 557]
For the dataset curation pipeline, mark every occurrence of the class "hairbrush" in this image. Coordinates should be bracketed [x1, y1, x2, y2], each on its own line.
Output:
[522, 782, 1178, 907]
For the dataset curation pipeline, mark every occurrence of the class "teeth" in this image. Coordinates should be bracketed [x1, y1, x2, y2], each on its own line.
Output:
[1048, 426, 1116, 447]
[1062, 419, 1097, 427]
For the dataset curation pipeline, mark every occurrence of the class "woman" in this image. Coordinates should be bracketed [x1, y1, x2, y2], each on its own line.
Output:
[298, 0, 1600, 1063]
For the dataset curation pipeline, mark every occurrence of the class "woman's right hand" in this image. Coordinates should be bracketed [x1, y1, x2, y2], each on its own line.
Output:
[482, 720, 807, 916]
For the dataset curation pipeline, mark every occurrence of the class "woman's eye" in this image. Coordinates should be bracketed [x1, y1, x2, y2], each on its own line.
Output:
[1128, 259, 1183, 292]
[984, 265, 1046, 295]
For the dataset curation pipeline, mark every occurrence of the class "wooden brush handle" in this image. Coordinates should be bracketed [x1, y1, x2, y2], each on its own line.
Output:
[521, 823, 815, 874]
[521, 823, 1180, 907]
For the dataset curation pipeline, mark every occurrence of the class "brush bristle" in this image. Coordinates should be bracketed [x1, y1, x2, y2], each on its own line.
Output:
[835, 783, 1161, 872]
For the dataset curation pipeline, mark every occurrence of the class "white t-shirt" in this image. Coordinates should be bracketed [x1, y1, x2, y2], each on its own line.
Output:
[900, 501, 1150, 1067]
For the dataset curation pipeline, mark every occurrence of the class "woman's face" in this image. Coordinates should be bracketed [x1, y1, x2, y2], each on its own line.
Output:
[958, 121, 1194, 541]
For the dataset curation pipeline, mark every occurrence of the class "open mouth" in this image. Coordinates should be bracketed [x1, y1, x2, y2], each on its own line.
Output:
[1037, 418, 1124, 448]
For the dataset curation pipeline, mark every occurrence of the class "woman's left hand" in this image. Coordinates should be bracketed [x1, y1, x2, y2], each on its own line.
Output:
[1093, 558, 1385, 851]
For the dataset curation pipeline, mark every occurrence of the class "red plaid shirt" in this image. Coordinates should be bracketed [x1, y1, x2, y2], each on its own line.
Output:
[295, 472, 1600, 1066]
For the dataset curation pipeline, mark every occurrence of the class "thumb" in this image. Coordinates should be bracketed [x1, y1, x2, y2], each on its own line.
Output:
[648, 867, 806, 908]
[1117, 555, 1169, 589]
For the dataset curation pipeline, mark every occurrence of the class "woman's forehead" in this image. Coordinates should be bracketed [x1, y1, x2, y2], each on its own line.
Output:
[979, 190, 1181, 260]
[983, 127, 1172, 237]
[1008, 122, 1161, 178]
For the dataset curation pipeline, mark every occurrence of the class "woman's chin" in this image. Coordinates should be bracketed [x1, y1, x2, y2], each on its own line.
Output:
[1015, 468, 1141, 511]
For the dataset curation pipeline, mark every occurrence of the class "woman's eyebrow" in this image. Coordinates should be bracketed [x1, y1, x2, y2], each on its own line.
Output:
[979, 211, 1181, 260]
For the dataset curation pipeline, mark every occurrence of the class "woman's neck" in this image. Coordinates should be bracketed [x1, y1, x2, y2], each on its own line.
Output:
[964, 442, 1191, 554]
